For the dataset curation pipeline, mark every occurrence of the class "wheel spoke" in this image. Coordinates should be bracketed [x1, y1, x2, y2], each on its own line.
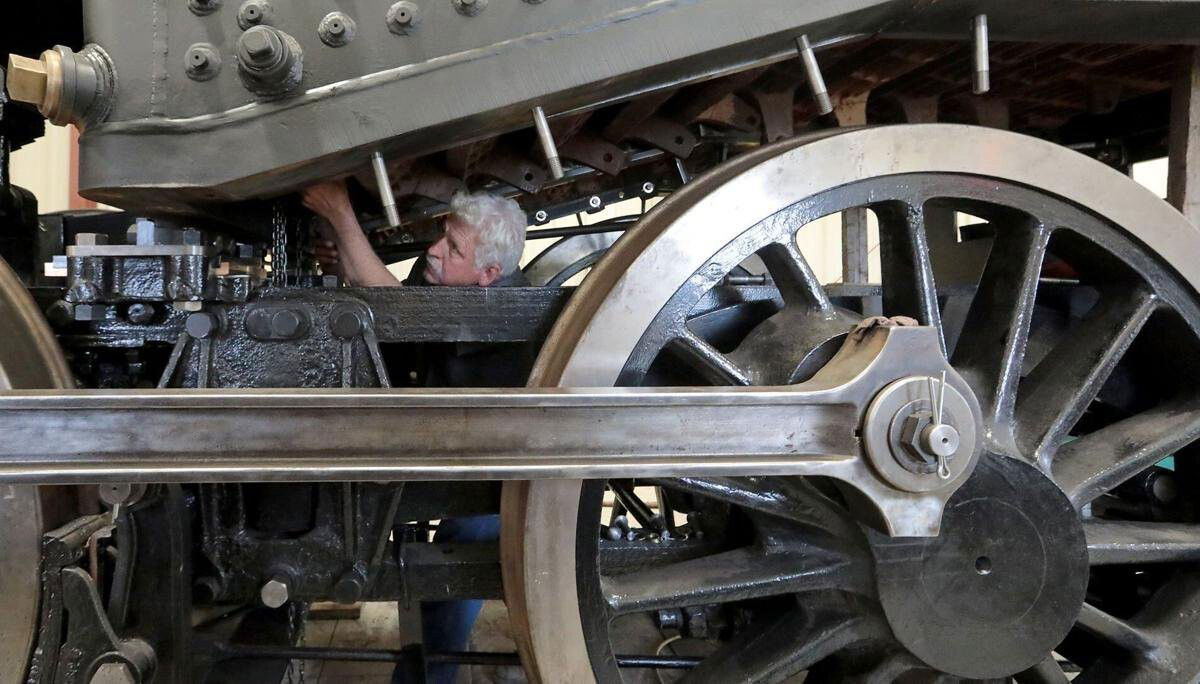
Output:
[1015, 656, 1070, 684]
[666, 329, 752, 386]
[875, 200, 942, 342]
[1086, 520, 1200, 565]
[1074, 603, 1158, 655]
[1053, 400, 1200, 507]
[951, 220, 1050, 447]
[649, 476, 857, 535]
[1016, 286, 1158, 468]
[756, 239, 832, 311]
[681, 602, 874, 684]
[601, 546, 855, 616]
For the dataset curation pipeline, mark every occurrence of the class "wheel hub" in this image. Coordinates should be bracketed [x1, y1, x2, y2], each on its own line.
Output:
[871, 453, 1088, 679]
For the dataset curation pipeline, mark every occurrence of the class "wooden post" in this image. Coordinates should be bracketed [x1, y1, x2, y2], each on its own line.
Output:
[835, 94, 871, 283]
[1168, 48, 1200, 226]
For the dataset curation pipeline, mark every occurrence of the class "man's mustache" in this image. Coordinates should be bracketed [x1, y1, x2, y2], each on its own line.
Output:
[424, 254, 442, 278]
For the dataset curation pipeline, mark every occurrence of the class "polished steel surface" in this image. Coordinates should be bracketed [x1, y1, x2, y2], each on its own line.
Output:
[0, 324, 974, 537]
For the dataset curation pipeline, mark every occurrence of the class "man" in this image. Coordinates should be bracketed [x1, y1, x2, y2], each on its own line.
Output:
[302, 179, 529, 683]
[302, 179, 528, 288]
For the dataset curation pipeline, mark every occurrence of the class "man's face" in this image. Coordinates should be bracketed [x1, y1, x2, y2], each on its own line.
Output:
[423, 215, 499, 286]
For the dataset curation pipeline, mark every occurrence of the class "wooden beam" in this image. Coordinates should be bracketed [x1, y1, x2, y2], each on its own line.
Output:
[1168, 47, 1200, 226]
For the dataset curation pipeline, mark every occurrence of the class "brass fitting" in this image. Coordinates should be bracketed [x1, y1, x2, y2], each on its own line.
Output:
[6, 45, 115, 129]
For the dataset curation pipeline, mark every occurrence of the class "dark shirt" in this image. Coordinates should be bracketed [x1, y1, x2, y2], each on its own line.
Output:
[403, 257, 534, 388]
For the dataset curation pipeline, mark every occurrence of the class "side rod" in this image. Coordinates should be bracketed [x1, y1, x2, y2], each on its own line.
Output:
[0, 386, 856, 483]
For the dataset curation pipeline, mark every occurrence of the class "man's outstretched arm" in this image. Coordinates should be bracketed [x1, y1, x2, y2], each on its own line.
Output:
[301, 180, 402, 287]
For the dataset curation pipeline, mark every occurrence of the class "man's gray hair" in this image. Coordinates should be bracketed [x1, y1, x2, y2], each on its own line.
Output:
[450, 191, 527, 275]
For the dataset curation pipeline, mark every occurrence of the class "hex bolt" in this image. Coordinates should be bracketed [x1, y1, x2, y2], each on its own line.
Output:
[532, 106, 564, 180]
[185, 312, 218, 339]
[641, 181, 655, 195]
[386, 1, 421, 33]
[588, 195, 602, 210]
[260, 575, 290, 608]
[271, 309, 304, 338]
[240, 28, 280, 67]
[330, 310, 363, 339]
[796, 34, 833, 115]
[534, 210, 548, 223]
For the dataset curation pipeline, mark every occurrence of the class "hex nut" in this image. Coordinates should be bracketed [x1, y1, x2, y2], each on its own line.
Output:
[386, 1, 421, 34]
[74, 232, 109, 246]
[185, 44, 221, 81]
[235, 26, 304, 96]
[318, 12, 357, 47]
[261, 576, 290, 608]
[897, 413, 937, 473]
[452, 0, 487, 16]
[237, 0, 273, 29]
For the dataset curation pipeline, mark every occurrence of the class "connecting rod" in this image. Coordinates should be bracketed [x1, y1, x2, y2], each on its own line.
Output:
[0, 323, 980, 536]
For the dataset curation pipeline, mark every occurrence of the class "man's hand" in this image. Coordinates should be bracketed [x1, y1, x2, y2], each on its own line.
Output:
[310, 239, 340, 269]
[302, 180, 354, 226]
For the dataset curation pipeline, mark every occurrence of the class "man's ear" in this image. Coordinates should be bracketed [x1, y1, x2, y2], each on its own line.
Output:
[478, 264, 503, 286]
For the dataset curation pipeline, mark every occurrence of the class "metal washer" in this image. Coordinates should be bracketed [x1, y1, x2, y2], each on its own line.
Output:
[863, 374, 979, 492]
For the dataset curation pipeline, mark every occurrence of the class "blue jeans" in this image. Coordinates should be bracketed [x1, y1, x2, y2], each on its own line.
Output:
[394, 514, 501, 684]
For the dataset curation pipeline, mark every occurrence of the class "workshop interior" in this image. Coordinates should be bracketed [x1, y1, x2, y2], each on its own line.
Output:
[5, 1, 1200, 682]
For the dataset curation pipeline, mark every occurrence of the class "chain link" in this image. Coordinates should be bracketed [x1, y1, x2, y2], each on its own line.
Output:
[283, 600, 309, 683]
[272, 201, 289, 287]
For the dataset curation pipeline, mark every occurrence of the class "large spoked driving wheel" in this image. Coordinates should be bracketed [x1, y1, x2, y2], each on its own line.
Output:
[502, 125, 1200, 682]
[0, 258, 74, 681]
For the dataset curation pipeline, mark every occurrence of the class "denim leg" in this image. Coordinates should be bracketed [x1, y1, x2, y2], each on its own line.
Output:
[394, 515, 500, 684]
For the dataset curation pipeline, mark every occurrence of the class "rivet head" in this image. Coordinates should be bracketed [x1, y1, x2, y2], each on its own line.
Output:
[319, 12, 357, 47]
[452, 0, 487, 16]
[387, 1, 421, 33]
[185, 44, 221, 81]
[237, 0, 274, 29]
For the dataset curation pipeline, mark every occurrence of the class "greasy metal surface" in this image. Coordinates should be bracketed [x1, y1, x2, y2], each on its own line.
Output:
[0, 257, 72, 684]
[76, 0, 1200, 212]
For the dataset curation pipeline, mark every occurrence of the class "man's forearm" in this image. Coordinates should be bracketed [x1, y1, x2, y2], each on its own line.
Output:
[328, 212, 402, 287]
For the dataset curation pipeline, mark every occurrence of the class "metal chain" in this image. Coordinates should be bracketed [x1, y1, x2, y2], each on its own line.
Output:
[272, 201, 289, 287]
[283, 600, 308, 683]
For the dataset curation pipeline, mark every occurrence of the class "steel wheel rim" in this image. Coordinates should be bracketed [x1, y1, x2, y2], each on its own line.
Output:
[0, 257, 73, 682]
[502, 124, 1200, 683]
